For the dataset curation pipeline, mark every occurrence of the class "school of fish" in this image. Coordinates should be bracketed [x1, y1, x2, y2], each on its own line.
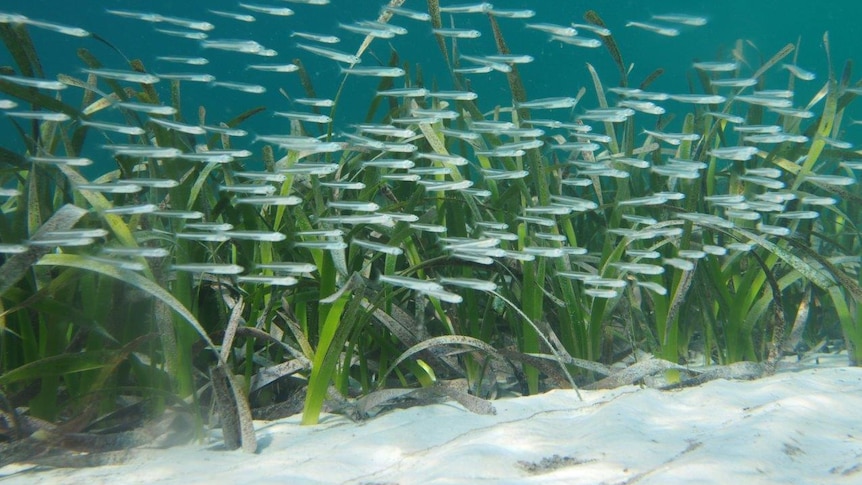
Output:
[0, 1, 858, 302]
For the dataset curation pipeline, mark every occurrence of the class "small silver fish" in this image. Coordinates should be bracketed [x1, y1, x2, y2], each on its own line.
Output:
[320, 181, 366, 190]
[551, 35, 602, 48]
[238, 3, 294, 16]
[429, 90, 479, 101]
[736, 95, 792, 109]
[352, 238, 403, 255]
[651, 14, 708, 26]
[291, 31, 341, 44]
[770, 107, 815, 119]
[481, 169, 529, 180]
[102, 145, 182, 157]
[410, 223, 448, 233]
[516, 97, 578, 109]
[28, 155, 92, 166]
[643, 129, 701, 145]
[149, 117, 206, 135]
[0, 74, 66, 90]
[377, 87, 429, 97]
[625, 21, 680, 36]
[453, 65, 493, 74]
[618, 100, 665, 115]
[6, 111, 71, 122]
[273, 111, 332, 124]
[172, 264, 244, 274]
[636, 282, 667, 295]
[235, 196, 303, 206]
[384, 6, 432, 21]
[156, 56, 210, 65]
[157, 14, 214, 31]
[234, 172, 287, 183]
[117, 178, 179, 188]
[439, 277, 497, 292]
[294, 240, 349, 250]
[177, 153, 235, 164]
[526, 23, 577, 36]
[488, 9, 535, 19]
[783, 63, 816, 81]
[23, 18, 89, 37]
[76, 183, 142, 194]
[184, 223, 235, 232]
[651, 165, 700, 179]
[155, 29, 208, 40]
[151, 210, 204, 220]
[237, 275, 298, 286]
[417, 180, 474, 192]
[81, 68, 159, 84]
[219, 184, 277, 195]
[432, 28, 481, 39]
[338, 23, 395, 39]
[296, 43, 361, 64]
[201, 125, 248, 137]
[279, 163, 339, 175]
[102, 247, 170, 258]
[256, 262, 318, 273]
[340, 66, 405, 77]
[201, 39, 265, 54]
[223, 231, 287, 242]
[105, 9, 162, 22]
[211, 81, 266, 94]
[103, 204, 159, 215]
[756, 223, 791, 237]
[379, 274, 444, 292]
[667, 93, 726, 104]
[708, 146, 758, 161]
[247, 63, 298, 72]
[458, 55, 511, 72]
[361, 159, 415, 169]
[175, 233, 231, 242]
[571, 23, 611, 36]
[710, 77, 757, 88]
[439, 3, 493, 14]
[327, 200, 380, 211]
[692, 61, 739, 72]
[705, 112, 745, 124]
[115, 101, 177, 115]
[208, 10, 256, 22]
[485, 54, 534, 64]
[156, 73, 216, 83]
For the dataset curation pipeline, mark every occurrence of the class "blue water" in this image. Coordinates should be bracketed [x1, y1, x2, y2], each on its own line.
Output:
[2, 0, 861, 169]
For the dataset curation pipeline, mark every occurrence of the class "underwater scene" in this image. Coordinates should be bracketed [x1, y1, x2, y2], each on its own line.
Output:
[1, 0, 862, 455]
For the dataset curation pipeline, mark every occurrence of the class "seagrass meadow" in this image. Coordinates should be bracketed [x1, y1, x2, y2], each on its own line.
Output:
[1, 0, 862, 458]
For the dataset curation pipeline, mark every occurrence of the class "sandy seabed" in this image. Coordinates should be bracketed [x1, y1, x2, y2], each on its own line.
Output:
[2, 355, 861, 484]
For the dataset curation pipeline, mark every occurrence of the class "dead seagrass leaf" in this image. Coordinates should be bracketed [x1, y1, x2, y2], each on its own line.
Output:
[210, 365, 257, 452]
[220, 297, 246, 362]
[585, 357, 689, 390]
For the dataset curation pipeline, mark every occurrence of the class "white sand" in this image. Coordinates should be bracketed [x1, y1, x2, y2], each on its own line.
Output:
[3, 357, 861, 484]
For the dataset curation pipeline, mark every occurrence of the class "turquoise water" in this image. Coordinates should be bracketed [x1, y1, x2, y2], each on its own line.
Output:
[2, 0, 861, 167]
